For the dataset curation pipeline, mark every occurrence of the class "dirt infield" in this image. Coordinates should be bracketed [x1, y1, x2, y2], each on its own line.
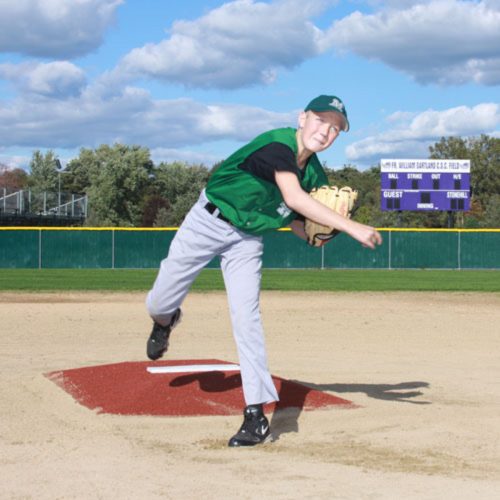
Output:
[1, 291, 499, 499]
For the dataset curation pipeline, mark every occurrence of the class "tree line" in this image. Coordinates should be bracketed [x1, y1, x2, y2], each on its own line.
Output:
[0, 135, 498, 228]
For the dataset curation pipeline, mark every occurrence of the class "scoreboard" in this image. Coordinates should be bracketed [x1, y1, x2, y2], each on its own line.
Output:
[381, 159, 470, 211]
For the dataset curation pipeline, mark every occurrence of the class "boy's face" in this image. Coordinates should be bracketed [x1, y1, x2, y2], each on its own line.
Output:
[298, 110, 345, 153]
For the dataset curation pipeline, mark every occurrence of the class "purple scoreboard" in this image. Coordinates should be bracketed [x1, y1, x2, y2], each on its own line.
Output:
[381, 159, 471, 211]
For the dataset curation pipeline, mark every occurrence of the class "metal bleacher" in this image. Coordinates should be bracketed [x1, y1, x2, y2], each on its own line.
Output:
[0, 188, 87, 227]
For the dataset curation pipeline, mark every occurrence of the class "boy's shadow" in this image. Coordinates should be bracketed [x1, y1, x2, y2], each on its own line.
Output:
[169, 371, 242, 391]
[270, 380, 431, 441]
[169, 372, 430, 442]
[298, 381, 431, 405]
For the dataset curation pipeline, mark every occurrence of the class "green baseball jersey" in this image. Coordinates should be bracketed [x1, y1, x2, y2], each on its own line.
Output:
[205, 127, 328, 235]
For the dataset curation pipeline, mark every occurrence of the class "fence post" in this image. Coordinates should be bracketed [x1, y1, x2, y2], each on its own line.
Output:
[38, 229, 42, 269]
[457, 230, 461, 270]
[112, 229, 115, 269]
[388, 230, 392, 270]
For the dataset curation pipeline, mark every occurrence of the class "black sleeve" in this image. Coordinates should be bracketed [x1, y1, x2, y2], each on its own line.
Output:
[238, 142, 301, 184]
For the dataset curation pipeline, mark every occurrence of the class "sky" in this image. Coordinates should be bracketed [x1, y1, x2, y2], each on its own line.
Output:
[0, 0, 499, 172]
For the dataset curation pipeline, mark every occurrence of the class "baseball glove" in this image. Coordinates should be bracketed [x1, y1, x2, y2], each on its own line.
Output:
[304, 185, 358, 247]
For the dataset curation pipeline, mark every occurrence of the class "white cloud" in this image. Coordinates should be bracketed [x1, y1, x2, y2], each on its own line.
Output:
[117, 0, 326, 88]
[0, 0, 123, 58]
[346, 103, 500, 165]
[403, 103, 499, 137]
[367, 0, 435, 8]
[2, 0, 497, 92]
[0, 85, 295, 151]
[0, 61, 87, 97]
[324, 0, 500, 85]
[111, 0, 500, 89]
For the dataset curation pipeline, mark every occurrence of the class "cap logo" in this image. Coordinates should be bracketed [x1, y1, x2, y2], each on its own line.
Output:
[329, 98, 344, 111]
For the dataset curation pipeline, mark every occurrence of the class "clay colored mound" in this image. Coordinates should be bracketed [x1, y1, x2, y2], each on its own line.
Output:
[46, 359, 354, 416]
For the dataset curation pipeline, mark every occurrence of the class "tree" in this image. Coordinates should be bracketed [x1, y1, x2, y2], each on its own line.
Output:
[142, 194, 170, 227]
[429, 135, 500, 227]
[429, 136, 469, 160]
[28, 150, 59, 193]
[153, 207, 171, 227]
[81, 144, 154, 227]
[63, 148, 99, 194]
[481, 194, 500, 228]
[468, 135, 500, 208]
[26, 150, 61, 214]
[0, 166, 29, 191]
[151, 162, 210, 225]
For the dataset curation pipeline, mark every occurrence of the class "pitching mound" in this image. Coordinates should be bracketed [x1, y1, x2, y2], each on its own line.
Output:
[45, 359, 354, 416]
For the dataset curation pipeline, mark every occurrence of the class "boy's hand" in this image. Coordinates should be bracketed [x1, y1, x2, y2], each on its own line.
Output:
[347, 220, 383, 249]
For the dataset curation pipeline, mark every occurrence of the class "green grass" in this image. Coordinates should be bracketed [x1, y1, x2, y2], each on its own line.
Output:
[0, 268, 498, 292]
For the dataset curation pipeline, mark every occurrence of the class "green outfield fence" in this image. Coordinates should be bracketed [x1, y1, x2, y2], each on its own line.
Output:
[0, 227, 499, 270]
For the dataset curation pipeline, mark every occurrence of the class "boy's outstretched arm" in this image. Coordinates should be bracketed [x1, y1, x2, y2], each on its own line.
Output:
[276, 171, 382, 249]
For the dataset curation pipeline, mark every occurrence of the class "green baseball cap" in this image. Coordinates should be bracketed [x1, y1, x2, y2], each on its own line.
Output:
[304, 95, 350, 132]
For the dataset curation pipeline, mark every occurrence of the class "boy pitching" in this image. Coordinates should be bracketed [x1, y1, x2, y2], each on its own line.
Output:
[145, 95, 382, 446]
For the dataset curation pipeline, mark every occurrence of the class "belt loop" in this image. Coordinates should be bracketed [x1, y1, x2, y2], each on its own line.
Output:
[204, 202, 230, 224]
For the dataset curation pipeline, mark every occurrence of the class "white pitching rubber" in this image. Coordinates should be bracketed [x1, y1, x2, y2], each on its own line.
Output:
[147, 364, 241, 374]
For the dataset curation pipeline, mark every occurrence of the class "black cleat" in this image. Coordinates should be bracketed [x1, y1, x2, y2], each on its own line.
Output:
[147, 308, 182, 361]
[228, 404, 272, 447]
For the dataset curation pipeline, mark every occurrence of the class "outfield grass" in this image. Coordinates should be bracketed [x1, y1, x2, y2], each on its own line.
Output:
[0, 268, 498, 292]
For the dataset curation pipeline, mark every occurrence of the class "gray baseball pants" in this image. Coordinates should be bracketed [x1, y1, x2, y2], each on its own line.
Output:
[146, 190, 279, 406]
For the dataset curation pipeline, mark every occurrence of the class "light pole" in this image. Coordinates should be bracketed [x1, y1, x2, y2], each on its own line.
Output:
[55, 159, 63, 215]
